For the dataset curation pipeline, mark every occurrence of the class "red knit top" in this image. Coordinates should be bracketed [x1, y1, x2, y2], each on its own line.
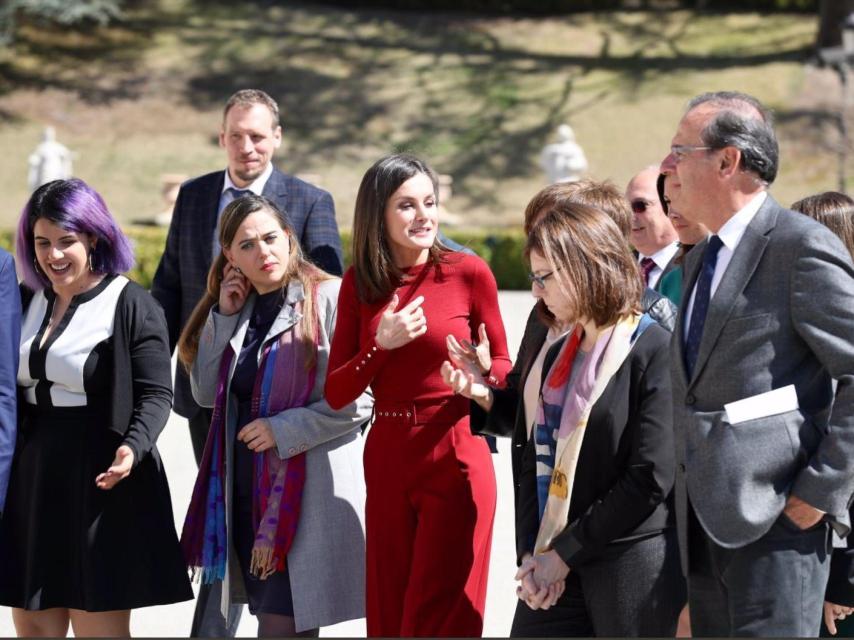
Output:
[325, 252, 511, 416]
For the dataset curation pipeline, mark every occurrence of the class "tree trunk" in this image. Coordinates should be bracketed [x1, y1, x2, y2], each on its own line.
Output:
[818, 0, 854, 50]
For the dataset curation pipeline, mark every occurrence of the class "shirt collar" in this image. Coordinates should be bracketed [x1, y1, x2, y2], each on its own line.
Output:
[222, 162, 273, 196]
[716, 191, 768, 251]
[640, 240, 680, 270]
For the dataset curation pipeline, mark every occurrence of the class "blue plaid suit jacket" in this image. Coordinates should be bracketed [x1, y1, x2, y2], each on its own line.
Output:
[151, 167, 343, 418]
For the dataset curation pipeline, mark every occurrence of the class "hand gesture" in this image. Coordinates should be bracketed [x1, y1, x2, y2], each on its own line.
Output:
[237, 419, 276, 453]
[825, 601, 854, 635]
[375, 294, 427, 350]
[440, 360, 492, 410]
[219, 263, 250, 316]
[446, 323, 492, 374]
[95, 445, 135, 490]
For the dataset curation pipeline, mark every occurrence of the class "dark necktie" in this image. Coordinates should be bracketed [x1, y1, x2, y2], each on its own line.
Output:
[684, 235, 724, 378]
[639, 257, 656, 286]
[222, 187, 250, 212]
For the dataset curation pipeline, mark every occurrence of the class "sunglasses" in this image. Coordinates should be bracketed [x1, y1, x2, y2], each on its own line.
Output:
[528, 268, 561, 289]
[631, 200, 654, 214]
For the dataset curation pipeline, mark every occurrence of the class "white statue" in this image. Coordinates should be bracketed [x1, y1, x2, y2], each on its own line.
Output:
[28, 126, 73, 192]
[540, 124, 588, 184]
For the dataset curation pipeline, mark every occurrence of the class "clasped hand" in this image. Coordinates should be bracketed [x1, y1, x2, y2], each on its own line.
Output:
[515, 551, 569, 611]
[375, 294, 427, 350]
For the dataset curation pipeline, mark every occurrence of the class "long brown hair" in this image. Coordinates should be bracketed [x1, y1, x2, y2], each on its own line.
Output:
[526, 203, 642, 329]
[177, 195, 334, 370]
[791, 191, 854, 260]
[351, 153, 448, 303]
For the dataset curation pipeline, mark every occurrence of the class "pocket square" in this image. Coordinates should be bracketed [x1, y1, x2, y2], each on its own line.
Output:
[724, 385, 799, 425]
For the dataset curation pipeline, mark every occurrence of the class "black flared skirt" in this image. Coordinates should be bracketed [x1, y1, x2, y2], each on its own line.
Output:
[0, 405, 193, 611]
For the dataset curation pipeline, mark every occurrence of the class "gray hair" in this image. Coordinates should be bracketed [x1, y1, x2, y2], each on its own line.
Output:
[688, 91, 779, 185]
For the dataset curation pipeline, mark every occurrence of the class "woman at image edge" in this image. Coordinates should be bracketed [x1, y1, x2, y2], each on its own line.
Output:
[0, 178, 191, 637]
[325, 153, 512, 637]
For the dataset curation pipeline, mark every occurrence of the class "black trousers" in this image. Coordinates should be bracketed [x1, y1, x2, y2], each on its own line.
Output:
[510, 529, 685, 637]
[688, 505, 832, 637]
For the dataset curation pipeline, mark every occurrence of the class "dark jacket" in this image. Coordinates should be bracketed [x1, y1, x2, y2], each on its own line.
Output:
[470, 290, 675, 510]
[151, 167, 343, 418]
[515, 322, 675, 567]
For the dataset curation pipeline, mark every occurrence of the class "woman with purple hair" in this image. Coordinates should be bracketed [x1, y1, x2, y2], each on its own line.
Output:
[0, 179, 192, 636]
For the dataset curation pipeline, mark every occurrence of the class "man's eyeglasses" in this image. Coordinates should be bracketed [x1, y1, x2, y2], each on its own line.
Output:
[528, 268, 560, 289]
[670, 144, 714, 162]
[630, 200, 653, 214]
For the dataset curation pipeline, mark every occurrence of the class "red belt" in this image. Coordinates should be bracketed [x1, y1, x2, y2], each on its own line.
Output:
[373, 396, 469, 426]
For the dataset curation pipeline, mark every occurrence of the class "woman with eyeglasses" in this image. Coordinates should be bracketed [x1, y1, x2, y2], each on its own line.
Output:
[656, 173, 710, 305]
[325, 153, 512, 637]
[443, 189, 683, 637]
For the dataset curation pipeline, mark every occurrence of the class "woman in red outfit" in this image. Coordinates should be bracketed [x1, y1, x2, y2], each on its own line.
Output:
[325, 153, 511, 637]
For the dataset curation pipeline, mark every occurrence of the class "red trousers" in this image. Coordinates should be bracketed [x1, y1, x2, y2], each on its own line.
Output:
[364, 408, 496, 637]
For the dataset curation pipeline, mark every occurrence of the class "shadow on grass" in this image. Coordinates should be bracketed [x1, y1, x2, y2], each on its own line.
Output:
[0, 1, 816, 205]
[179, 3, 813, 203]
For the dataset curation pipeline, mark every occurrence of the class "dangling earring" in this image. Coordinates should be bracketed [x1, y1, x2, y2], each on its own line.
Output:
[88, 251, 94, 272]
[33, 257, 43, 276]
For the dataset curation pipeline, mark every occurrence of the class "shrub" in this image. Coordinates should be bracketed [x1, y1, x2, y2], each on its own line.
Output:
[1, 226, 533, 290]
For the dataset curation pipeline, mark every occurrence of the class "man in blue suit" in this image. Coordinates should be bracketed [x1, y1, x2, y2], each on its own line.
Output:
[151, 89, 343, 637]
[0, 247, 21, 519]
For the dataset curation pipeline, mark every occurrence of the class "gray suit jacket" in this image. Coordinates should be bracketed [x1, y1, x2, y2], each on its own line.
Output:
[672, 195, 854, 567]
[191, 279, 372, 631]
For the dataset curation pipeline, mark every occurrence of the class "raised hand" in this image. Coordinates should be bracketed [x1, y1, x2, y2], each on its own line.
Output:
[440, 360, 492, 410]
[95, 445, 135, 490]
[447, 323, 491, 374]
[375, 294, 427, 350]
[219, 262, 250, 316]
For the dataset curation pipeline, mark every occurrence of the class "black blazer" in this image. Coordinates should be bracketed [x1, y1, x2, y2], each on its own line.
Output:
[470, 293, 675, 515]
[151, 167, 343, 418]
[497, 320, 675, 568]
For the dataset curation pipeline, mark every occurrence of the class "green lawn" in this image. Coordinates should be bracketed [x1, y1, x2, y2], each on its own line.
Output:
[0, 2, 833, 231]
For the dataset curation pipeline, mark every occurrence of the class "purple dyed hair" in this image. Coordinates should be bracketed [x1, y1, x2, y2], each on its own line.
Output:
[17, 178, 135, 291]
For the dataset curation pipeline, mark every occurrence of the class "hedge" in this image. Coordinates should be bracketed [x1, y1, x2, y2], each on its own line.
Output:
[0, 226, 533, 290]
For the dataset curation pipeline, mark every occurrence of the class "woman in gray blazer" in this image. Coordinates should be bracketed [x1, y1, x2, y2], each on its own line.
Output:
[177, 194, 372, 637]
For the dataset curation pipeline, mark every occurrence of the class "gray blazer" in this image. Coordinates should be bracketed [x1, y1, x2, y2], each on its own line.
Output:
[672, 195, 854, 566]
[191, 278, 372, 631]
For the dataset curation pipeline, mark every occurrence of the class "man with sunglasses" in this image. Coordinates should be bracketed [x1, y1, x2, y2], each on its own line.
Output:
[625, 166, 679, 290]
[662, 91, 854, 637]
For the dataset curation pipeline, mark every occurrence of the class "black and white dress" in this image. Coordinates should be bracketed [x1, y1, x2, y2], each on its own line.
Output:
[0, 274, 192, 611]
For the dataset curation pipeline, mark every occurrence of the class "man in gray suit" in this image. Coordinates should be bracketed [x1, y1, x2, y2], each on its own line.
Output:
[661, 91, 854, 636]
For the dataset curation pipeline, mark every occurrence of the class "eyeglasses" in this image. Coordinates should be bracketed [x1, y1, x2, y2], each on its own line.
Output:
[630, 199, 653, 214]
[670, 144, 714, 162]
[528, 268, 560, 289]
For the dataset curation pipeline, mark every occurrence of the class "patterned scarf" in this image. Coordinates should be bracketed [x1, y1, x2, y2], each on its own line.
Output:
[181, 296, 317, 583]
[533, 313, 654, 554]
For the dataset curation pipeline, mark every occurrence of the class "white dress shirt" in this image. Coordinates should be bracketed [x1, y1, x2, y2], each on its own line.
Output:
[212, 163, 274, 254]
[684, 191, 768, 339]
[639, 241, 680, 289]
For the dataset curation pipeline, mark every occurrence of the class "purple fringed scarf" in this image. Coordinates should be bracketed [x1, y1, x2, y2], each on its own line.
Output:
[181, 295, 317, 582]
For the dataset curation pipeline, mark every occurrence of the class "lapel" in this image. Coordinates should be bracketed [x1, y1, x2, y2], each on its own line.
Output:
[674, 243, 703, 389]
[201, 172, 226, 269]
[262, 167, 290, 216]
[226, 281, 304, 364]
[687, 196, 778, 387]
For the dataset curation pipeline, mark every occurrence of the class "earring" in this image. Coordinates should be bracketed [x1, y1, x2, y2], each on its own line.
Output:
[33, 257, 43, 276]
[88, 251, 94, 272]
